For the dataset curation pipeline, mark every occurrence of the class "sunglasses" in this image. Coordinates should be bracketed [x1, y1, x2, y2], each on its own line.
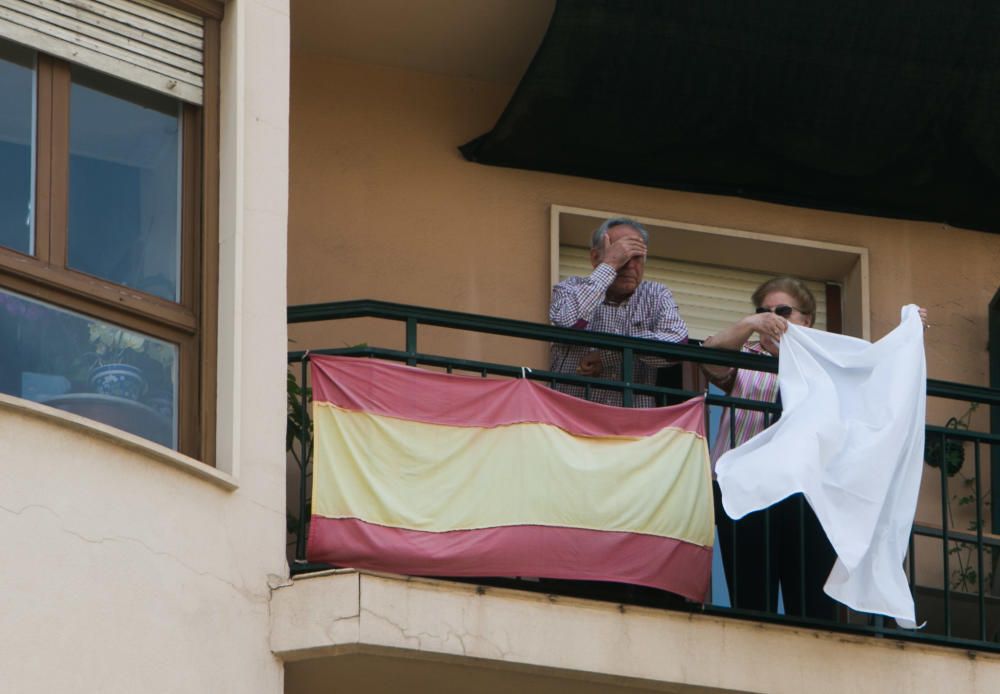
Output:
[756, 305, 801, 318]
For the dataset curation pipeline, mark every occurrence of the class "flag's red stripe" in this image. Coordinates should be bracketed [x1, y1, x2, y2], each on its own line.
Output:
[310, 356, 706, 438]
[307, 516, 711, 602]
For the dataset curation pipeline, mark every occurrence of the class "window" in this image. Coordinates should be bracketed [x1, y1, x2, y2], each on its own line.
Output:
[551, 205, 869, 340]
[0, 11, 218, 460]
[0, 40, 34, 256]
[0, 288, 178, 447]
[558, 246, 833, 340]
[68, 66, 183, 302]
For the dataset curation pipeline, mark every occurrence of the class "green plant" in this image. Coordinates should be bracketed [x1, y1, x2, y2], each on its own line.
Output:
[87, 322, 174, 371]
[285, 345, 364, 539]
[926, 403, 994, 592]
[286, 369, 312, 533]
[286, 369, 312, 457]
[947, 480, 993, 593]
[89, 323, 147, 366]
[950, 481, 992, 593]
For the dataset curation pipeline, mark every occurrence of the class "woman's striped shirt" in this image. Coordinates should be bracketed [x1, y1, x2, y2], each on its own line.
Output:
[710, 342, 780, 468]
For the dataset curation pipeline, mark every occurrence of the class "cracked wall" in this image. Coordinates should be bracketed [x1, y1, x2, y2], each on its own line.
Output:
[0, 1, 291, 692]
[275, 571, 1000, 694]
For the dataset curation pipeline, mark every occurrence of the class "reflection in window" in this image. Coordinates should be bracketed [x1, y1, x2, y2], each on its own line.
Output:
[68, 66, 181, 302]
[0, 40, 35, 255]
[0, 288, 178, 448]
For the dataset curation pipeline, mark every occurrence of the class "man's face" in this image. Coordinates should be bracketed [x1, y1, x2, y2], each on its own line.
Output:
[603, 225, 646, 300]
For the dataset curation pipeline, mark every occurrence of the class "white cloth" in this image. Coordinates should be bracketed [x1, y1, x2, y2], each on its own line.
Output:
[716, 305, 926, 628]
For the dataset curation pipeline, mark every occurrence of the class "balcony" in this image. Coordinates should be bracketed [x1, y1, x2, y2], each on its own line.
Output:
[283, 299, 1000, 660]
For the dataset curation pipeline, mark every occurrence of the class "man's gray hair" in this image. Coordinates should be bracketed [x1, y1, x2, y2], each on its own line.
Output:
[590, 217, 649, 249]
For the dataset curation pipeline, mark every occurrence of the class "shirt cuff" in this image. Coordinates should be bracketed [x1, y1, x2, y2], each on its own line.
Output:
[592, 263, 618, 286]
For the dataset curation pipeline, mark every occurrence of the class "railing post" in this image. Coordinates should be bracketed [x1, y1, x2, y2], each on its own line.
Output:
[763, 506, 772, 612]
[974, 442, 986, 642]
[405, 317, 418, 366]
[907, 533, 916, 600]
[728, 404, 738, 607]
[989, 287, 999, 535]
[295, 357, 310, 564]
[939, 431, 951, 637]
[798, 495, 806, 617]
[622, 348, 634, 408]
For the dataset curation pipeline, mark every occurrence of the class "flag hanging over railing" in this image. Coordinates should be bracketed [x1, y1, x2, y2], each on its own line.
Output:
[307, 356, 714, 601]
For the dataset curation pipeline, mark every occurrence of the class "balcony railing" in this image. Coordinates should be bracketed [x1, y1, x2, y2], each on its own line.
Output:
[287, 299, 1000, 653]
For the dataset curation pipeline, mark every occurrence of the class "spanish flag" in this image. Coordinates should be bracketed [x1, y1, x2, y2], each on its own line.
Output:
[307, 356, 714, 601]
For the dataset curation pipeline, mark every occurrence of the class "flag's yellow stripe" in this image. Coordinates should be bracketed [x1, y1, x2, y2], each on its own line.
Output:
[312, 404, 714, 547]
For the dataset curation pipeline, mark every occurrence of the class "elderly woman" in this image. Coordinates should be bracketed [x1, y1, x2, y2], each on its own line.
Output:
[704, 276, 928, 618]
[702, 277, 835, 618]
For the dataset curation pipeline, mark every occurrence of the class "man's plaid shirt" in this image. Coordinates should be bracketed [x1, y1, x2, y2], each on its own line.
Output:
[549, 263, 688, 407]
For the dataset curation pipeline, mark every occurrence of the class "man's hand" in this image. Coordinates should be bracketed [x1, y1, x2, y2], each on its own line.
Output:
[577, 351, 603, 377]
[598, 232, 647, 270]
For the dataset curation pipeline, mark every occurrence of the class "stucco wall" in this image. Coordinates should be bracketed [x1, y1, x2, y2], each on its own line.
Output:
[287, 53, 999, 388]
[287, 53, 1000, 582]
[0, 1, 290, 692]
[0, 402, 283, 692]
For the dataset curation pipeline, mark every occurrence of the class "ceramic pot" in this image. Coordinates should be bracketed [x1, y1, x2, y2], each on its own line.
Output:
[89, 364, 146, 401]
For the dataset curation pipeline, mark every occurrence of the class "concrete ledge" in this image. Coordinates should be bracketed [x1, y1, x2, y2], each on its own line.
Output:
[271, 569, 1000, 694]
[0, 393, 237, 491]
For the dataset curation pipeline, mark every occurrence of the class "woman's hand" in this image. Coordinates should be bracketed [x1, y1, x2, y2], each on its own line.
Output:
[702, 306, 789, 381]
[918, 306, 929, 330]
[746, 312, 788, 342]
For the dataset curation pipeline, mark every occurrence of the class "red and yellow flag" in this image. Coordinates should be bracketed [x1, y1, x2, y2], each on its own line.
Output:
[307, 356, 714, 601]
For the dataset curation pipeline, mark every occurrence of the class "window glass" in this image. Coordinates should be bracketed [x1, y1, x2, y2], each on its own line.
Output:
[0, 40, 35, 255]
[0, 288, 178, 448]
[68, 66, 181, 302]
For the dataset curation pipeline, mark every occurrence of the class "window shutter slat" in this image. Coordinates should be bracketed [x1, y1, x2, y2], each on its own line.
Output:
[559, 246, 828, 341]
[0, 0, 204, 103]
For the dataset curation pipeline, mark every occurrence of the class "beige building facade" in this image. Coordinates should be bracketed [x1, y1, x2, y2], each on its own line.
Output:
[2, 1, 999, 692]
[1, 0, 289, 691]
[286, 0, 998, 569]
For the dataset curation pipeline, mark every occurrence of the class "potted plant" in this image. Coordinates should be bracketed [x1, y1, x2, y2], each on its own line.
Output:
[87, 323, 168, 401]
[924, 403, 979, 477]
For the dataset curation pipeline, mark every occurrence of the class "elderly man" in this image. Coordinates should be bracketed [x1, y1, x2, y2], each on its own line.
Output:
[549, 217, 688, 407]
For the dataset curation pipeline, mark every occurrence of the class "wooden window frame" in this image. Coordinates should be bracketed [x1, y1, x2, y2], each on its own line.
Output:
[0, 17, 220, 463]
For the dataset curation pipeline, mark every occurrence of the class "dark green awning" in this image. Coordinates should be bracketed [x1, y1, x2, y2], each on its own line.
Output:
[462, 0, 1000, 233]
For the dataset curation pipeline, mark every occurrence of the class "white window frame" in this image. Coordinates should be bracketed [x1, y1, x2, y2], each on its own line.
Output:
[550, 204, 871, 340]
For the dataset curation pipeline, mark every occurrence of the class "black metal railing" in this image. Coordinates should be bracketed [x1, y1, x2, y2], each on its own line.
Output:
[286, 299, 1000, 652]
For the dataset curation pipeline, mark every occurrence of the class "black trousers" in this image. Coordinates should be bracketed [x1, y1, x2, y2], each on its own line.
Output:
[714, 482, 838, 620]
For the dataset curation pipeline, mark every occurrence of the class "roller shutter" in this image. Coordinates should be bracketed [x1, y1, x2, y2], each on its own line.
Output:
[0, 0, 204, 103]
[559, 246, 828, 341]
